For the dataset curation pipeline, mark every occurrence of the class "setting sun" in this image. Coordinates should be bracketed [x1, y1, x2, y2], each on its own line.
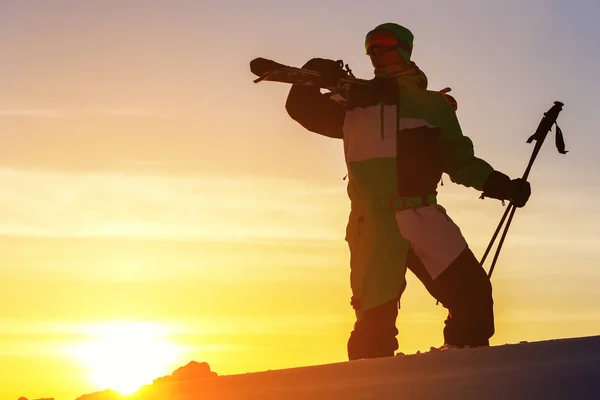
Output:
[68, 322, 184, 394]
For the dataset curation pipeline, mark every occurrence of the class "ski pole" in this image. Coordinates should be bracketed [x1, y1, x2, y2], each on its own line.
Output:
[482, 101, 566, 278]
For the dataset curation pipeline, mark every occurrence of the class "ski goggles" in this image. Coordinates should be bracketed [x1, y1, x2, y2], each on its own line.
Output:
[365, 29, 411, 56]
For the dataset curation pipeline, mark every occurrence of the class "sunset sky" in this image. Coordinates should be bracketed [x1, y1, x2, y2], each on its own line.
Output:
[1, 1, 600, 399]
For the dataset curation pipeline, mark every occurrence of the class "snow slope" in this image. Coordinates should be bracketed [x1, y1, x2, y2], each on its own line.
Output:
[81, 335, 600, 400]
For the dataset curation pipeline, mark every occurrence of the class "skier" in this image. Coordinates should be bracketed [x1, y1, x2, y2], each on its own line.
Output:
[285, 23, 531, 360]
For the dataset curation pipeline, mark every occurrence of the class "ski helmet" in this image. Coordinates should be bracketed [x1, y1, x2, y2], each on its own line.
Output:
[365, 23, 414, 63]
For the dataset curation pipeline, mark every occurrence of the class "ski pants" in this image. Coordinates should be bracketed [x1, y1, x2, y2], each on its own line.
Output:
[346, 204, 495, 360]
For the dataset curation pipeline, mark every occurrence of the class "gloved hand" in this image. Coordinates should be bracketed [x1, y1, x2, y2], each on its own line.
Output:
[508, 178, 531, 207]
[302, 58, 347, 86]
[482, 171, 531, 207]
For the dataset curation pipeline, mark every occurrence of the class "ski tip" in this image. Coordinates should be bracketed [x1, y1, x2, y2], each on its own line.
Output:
[250, 57, 288, 78]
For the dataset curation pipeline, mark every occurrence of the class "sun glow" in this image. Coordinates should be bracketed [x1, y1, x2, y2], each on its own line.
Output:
[69, 321, 184, 395]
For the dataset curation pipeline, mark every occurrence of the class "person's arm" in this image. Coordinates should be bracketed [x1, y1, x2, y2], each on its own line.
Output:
[285, 85, 345, 139]
[432, 95, 494, 191]
[284, 58, 346, 139]
[432, 94, 531, 206]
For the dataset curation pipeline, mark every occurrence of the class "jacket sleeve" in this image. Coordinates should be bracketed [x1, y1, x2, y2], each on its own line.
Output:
[285, 85, 345, 139]
[431, 94, 494, 191]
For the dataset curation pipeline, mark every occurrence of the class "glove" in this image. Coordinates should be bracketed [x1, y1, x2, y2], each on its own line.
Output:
[509, 178, 531, 207]
[302, 58, 347, 86]
[482, 171, 531, 208]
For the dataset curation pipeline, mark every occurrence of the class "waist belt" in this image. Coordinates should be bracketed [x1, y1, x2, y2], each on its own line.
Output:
[374, 194, 437, 211]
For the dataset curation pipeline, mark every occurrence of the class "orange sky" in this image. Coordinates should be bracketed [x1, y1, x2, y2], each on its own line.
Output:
[1, 1, 600, 399]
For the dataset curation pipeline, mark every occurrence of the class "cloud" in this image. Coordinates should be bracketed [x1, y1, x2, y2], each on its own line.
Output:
[97, 107, 177, 119]
[0, 168, 347, 241]
[0, 109, 69, 118]
[0, 107, 176, 119]
[0, 166, 597, 254]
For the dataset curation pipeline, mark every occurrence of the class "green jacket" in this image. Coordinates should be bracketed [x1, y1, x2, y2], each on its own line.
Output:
[285, 66, 494, 205]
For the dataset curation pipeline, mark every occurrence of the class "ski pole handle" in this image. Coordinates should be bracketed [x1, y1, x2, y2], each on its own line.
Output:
[523, 101, 564, 180]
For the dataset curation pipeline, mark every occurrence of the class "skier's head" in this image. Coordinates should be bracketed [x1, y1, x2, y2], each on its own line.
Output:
[365, 23, 414, 68]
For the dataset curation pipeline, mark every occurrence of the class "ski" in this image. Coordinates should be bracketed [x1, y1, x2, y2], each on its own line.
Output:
[249, 57, 456, 106]
[249, 57, 369, 87]
[249, 57, 371, 102]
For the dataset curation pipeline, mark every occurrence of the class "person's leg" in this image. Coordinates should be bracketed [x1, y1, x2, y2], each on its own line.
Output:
[434, 247, 494, 348]
[404, 249, 443, 302]
[347, 298, 400, 360]
[395, 204, 494, 348]
[346, 209, 410, 360]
